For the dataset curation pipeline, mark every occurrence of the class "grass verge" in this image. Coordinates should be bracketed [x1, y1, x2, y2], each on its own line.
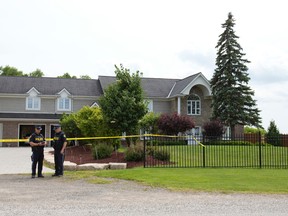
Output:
[66, 168, 288, 194]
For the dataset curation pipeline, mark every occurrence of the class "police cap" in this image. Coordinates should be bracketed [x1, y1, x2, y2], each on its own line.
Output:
[35, 125, 42, 130]
[53, 124, 61, 130]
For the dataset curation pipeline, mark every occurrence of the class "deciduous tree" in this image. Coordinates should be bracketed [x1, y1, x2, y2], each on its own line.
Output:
[98, 64, 147, 146]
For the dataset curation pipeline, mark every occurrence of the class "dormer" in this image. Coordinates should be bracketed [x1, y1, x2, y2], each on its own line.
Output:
[56, 88, 72, 111]
[26, 87, 41, 110]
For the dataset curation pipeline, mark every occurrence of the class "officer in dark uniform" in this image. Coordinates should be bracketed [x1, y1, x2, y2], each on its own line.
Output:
[29, 125, 46, 178]
[52, 124, 67, 177]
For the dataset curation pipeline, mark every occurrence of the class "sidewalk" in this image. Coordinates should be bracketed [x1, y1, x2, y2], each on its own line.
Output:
[0, 147, 54, 174]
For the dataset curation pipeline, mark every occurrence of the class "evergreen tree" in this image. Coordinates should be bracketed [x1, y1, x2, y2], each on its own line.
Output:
[211, 12, 261, 137]
[266, 120, 281, 146]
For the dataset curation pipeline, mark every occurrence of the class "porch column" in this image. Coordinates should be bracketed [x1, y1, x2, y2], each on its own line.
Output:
[177, 97, 181, 114]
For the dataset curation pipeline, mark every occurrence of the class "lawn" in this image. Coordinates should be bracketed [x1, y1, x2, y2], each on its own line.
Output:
[147, 145, 288, 168]
[66, 168, 288, 194]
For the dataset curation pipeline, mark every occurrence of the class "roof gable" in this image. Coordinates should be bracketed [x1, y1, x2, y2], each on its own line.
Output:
[169, 72, 211, 97]
[57, 88, 71, 96]
[26, 87, 40, 95]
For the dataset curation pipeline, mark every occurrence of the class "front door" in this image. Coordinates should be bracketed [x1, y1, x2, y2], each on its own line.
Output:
[187, 126, 201, 145]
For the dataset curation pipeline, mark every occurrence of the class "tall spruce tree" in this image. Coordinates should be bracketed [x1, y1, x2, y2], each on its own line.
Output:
[211, 12, 261, 137]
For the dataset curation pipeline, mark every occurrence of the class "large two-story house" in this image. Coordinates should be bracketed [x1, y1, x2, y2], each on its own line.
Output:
[0, 72, 213, 147]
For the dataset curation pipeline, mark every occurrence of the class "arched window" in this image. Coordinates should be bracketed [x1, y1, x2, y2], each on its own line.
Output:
[187, 94, 201, 115]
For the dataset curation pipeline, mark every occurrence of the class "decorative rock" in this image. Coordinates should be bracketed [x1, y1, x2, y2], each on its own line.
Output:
[109, 162, 127, 170]
[63, 161, 77, 170]
[77, 163, 109, 170]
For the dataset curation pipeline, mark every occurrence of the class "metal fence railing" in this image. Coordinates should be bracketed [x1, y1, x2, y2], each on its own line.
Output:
[143, 134, 288, 169]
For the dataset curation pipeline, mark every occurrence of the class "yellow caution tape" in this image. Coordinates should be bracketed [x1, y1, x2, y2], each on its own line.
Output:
[0, 134, 205, 147]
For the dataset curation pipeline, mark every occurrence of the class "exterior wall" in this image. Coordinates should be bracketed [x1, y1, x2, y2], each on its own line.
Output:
[152, 100, 172, 113]
[1, 121, 18, 147]
[0, 97, 25, 112]
[181, 86, 212, 129]
[0, 120, 59, 147]
[0, 96, 96, 114]
[41, 98, 56, 112]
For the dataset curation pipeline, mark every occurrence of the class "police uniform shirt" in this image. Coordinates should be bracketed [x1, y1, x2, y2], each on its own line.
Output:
[29, 133, 45, 152]
[53, 131, 67, 151]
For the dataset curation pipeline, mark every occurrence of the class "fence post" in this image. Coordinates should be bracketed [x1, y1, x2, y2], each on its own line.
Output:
[258, 131, 262, 169]
[143, 135, 146, 168]
[202, 146, 206, 168]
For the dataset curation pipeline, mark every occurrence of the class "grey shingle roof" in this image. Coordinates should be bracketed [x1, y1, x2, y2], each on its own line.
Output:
[169, 73, 201, 97]
[0, 76, 102, 96]
[99, 76, 179, 98]
[0, 73, 207, 98]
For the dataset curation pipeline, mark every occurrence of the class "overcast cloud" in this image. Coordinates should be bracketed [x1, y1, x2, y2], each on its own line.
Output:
[1, 0, 288, 132]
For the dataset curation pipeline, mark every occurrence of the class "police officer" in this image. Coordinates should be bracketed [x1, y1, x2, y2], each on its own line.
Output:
[29, 125, 46, 178]
[52, 124, 67, 177]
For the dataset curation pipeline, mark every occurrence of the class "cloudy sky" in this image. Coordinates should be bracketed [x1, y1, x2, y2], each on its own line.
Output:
[1, 0, 288, 132]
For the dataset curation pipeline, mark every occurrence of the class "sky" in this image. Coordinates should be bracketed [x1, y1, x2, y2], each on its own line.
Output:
[1, 0, 288, 133]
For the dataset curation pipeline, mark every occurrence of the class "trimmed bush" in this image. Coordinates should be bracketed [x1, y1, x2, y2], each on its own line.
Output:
[124, 145, 144, 162]
[147, 139, 187, 146]
[92, 143, 114, 160]
[204, 140, 255, 146]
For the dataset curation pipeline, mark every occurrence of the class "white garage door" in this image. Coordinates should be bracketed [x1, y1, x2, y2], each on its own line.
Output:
[0, 123, 3, 147]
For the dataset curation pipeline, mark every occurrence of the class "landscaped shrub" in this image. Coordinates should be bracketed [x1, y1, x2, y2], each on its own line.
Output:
[124, 145, 145, 162]
[266, 120, 281, 146]
[157, 112, 194, 135]
[92, 143, 114, 160]
[204, 140, 255, 146]
[147, 139, 187, 146]
[203, 119, 224, 140]
[153, 149, 170, 161]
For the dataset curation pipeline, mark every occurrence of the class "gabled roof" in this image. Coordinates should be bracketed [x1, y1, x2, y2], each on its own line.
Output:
[168, 73, 201, 97]
[0, 72, 210, 98]
[0, 76, 102, 96]
[99, 73, 211, 98]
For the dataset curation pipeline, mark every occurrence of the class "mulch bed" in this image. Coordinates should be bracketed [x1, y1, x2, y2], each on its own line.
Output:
[62, 145, 173, 169]
[64, 146, 144, 168]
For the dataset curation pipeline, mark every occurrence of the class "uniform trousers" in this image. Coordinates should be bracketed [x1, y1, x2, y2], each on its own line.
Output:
[54, 151, 64, 175]
[32, 151, 44, 176]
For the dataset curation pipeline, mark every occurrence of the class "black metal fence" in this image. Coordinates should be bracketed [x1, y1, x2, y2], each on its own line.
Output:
[143, 134, 288, 168]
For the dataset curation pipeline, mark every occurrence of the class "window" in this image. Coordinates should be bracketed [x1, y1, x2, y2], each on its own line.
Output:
[147, 100, 153, 112]
[57, 97, 71, 111]
[26, 96, 40, 110]
[187, 94, 201, 115]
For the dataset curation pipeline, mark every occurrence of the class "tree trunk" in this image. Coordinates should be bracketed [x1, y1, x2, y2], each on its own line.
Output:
[231, 125, 236, 140]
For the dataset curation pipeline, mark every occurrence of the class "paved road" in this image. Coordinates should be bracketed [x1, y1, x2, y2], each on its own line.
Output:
[0, 147, 54, 174]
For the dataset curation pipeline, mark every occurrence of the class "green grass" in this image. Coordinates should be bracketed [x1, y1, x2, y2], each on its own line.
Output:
[148, 145, 288, 168]
[74, 168, 288, 194]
